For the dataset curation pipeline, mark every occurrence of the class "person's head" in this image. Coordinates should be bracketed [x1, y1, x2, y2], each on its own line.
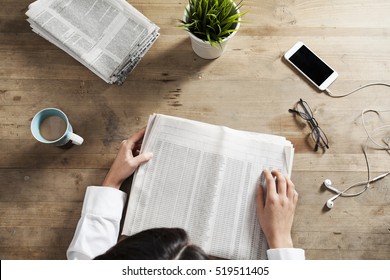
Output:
[94, 227, 209, 260]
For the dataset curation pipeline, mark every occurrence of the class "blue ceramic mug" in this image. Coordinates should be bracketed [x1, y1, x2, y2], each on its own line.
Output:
[31, 108, 84, 146]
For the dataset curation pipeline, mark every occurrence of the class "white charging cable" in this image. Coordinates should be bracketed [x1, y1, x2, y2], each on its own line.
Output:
[325, 82, 390, 98]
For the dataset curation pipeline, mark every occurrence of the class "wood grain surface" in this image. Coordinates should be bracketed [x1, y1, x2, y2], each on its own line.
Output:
[1, 0, 389, 259]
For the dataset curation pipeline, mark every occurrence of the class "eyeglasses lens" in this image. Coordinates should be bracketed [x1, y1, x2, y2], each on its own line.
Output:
[296, 100, 313, 120]
[311, 127, 329, 148]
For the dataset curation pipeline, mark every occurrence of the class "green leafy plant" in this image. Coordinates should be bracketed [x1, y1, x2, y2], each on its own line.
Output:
[180, 0, 245, 46]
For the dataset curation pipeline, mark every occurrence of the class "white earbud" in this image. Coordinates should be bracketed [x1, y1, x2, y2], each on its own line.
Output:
[326, 194, 340, 209]
[324, 172, 390, 209]
[324, 179, 340, 194]
[324, 179, 332, 188]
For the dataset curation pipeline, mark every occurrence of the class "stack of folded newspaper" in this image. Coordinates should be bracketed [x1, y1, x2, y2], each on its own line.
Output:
[26, 0, 160, 85]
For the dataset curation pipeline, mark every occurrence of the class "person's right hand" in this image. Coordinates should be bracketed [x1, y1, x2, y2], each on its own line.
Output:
[256, 169, 299, 248]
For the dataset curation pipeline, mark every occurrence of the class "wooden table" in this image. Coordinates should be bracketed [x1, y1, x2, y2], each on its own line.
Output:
[1, 0, 390, 260]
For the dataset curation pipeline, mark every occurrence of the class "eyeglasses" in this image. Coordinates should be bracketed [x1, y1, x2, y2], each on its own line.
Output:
[289, 98, 329, 152]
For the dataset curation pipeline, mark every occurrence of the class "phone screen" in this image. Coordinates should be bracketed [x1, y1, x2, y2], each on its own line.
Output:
[288, 45, 335, 87]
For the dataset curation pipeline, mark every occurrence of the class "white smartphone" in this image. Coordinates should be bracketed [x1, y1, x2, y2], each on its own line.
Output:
[284, 41, 338, 91]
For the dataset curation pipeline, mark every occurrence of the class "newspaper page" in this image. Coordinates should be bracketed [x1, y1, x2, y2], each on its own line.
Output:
[122, 114, 294, 260]
[26, 0, 159, 84]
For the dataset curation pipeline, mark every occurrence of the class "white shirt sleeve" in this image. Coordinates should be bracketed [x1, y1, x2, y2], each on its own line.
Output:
[67, 186, 127, 260]
[267, 248, 305, 260]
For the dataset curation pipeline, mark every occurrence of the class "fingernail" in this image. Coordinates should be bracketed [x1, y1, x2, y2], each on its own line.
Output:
[145, 152, 153, 160]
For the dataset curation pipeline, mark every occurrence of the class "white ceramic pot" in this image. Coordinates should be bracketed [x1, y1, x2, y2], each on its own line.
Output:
[184, 3, 240, 59]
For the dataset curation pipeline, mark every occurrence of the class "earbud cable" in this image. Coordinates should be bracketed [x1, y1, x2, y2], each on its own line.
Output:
[361, 109, 390, 150]
[335, 144, 370, 198]
[329, 109, 390, 198]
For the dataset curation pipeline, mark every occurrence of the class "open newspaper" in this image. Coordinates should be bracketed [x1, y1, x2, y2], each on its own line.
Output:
[26, 0, 159, 84]
[122, 114, 294, 260]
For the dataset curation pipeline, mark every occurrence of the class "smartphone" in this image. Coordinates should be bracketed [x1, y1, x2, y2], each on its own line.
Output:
[284, 41, 338, 91]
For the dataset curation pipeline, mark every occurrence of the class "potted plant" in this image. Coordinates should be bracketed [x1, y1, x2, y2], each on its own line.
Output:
[180, 0, 245, 59]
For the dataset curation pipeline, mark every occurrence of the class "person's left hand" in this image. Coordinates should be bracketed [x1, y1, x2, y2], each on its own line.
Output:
[102, 127, 153, 189]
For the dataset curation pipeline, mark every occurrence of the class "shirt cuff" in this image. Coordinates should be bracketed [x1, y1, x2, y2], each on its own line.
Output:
[267, 248, 305, 260]
[82, 186, 127, 221]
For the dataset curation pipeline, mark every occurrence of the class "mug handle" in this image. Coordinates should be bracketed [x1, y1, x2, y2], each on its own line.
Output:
[68, 132, 84, 145]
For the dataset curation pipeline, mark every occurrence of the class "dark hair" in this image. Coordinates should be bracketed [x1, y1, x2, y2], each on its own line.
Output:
[94, 227, 209, 260]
